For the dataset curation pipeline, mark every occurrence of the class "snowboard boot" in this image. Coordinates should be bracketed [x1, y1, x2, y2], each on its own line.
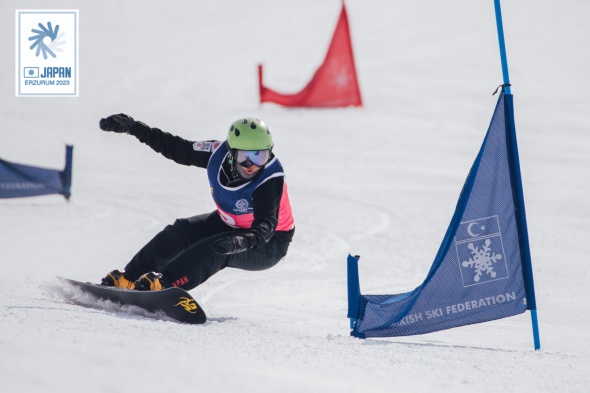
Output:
[101, 269, 136, 290]
[134, 272, 165, 291]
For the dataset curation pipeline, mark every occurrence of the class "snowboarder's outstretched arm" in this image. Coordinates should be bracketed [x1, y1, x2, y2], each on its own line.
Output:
[99, 113, 210, 168]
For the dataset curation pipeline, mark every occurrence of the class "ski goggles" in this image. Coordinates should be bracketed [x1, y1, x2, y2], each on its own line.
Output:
[235, 149, 271, 168]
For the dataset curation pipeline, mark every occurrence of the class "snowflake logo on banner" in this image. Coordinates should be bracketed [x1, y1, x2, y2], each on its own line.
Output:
[461, 239, 502, 282]
[455, 216, 510, 287]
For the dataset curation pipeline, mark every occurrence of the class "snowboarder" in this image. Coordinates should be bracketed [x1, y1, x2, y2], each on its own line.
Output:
[98, 114, 295, 291]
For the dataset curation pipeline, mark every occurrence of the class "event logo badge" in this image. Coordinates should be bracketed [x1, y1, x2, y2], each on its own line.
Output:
[234, 199, 250, 213]
[455, 216, 509, 287]
[15, 10, 79, 97]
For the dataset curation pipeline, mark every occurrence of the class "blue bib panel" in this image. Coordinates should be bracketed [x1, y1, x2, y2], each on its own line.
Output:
[207, 142, 293, 229]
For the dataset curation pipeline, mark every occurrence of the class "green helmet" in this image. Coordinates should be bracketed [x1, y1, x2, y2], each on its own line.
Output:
[227, 118, 273, 151]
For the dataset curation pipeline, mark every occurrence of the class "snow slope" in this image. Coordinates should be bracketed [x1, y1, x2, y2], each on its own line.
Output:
[1, 0, 589, 392]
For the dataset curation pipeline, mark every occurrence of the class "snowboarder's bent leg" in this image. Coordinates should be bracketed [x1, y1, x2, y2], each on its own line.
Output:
[123, 211, 227, 281]
[160, 233, 291, 290]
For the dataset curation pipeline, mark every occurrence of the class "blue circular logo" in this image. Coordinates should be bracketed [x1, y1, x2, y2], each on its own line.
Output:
[28, 21, 65, 60]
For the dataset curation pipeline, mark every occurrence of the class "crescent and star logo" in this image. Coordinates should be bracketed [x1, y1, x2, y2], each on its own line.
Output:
[467, 222, 486, 237]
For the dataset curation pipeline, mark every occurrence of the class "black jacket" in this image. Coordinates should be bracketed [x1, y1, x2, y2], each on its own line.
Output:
[128, 122, 294, 247]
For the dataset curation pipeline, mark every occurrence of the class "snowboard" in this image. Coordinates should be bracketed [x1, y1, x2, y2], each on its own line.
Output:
[57, 277, 206, 324]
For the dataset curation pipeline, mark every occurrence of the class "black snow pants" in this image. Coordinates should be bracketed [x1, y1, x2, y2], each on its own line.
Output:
[123, 211, 292, 290]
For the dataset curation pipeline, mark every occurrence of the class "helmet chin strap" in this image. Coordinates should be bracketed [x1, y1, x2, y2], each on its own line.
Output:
[228, 151, 240, 179]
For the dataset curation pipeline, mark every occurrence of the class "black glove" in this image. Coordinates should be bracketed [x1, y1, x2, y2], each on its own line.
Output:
[99, 113, 136, 133]
[211, 233, 257, 255]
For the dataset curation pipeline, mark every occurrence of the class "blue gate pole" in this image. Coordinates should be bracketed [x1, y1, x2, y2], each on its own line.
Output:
[347, 255, 361, 329]
[493, 0, 511, 94]
[505, 94, 541, 350]
[494, 0, 540, 350]
[63, 145, 73, 200]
